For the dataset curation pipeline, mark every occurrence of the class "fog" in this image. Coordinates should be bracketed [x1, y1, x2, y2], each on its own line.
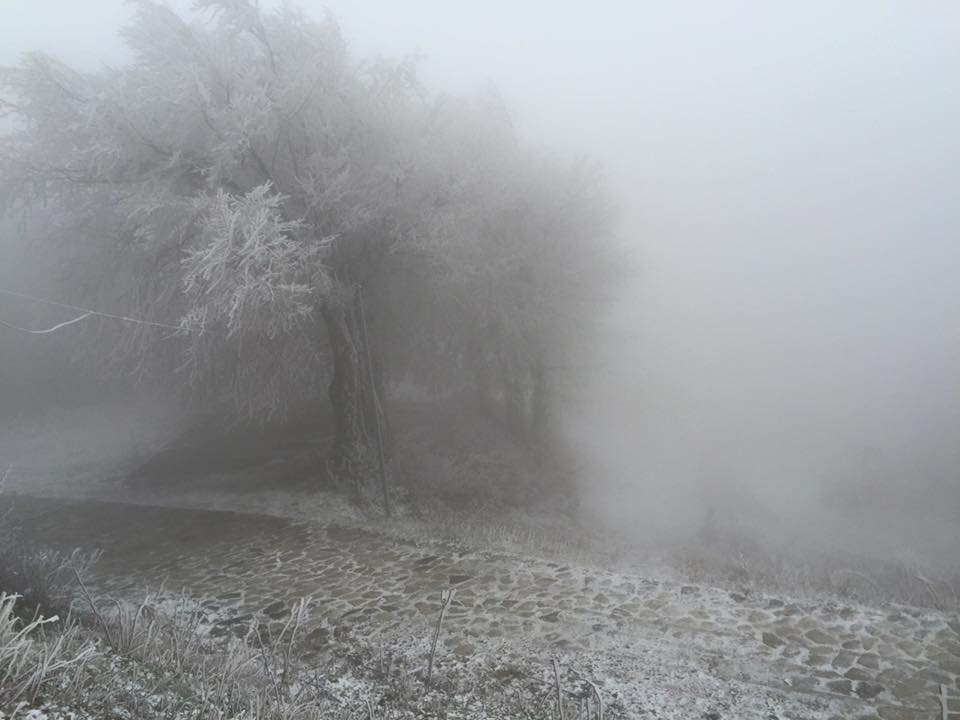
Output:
[2, 2, 959, 560]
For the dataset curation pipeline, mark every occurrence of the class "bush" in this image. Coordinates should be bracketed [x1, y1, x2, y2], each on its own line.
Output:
[0, 479, 98, 620]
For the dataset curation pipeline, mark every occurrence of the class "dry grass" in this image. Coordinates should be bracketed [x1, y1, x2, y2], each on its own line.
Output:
[0, 592, 96, 710]
[0, 566, 584, 719]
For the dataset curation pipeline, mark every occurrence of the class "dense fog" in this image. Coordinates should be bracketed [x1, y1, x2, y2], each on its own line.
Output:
[2, 1, 959, 562]
[566, 5, 960, 543]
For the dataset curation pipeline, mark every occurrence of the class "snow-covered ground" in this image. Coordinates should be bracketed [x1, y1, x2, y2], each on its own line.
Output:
[2, 402, 958, 718]
[3, 493, 956, 719]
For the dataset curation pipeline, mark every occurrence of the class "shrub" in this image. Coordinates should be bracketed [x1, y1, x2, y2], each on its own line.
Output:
[0, 479, 99, 620]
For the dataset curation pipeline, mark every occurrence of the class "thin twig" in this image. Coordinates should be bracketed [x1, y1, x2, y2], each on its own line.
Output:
[573, 672, 603, 720]
[72, 568, 115, 649]
[0, 312, 91, 335]
[426, 588, 455, 686]
[0, 287, 206, 334]
[915, 573, 941, 607]
[253, 623, 283, 709]
[491, 666, 584, 699]
[553, 657, 565, 720]
[281, 598, 309, 687]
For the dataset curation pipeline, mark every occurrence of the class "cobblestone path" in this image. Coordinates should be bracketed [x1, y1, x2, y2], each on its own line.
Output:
[5, 494, 958, 719]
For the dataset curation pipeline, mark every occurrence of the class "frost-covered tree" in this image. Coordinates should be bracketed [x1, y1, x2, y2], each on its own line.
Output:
[0, 0, 623, 498]
[0, 1, 429, 482]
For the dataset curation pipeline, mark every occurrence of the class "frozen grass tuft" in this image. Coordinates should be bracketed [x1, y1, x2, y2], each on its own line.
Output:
[0, 563, 575, 719]
[0, 592, 95, 710]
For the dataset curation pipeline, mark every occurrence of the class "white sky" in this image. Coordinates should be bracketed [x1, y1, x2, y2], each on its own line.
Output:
[3, 0, 960, 498]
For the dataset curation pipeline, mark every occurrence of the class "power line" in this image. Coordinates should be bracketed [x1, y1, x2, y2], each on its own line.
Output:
[0, 288, 204, 335]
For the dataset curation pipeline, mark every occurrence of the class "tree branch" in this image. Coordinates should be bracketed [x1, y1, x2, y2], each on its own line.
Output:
[0, 312, 90, 334]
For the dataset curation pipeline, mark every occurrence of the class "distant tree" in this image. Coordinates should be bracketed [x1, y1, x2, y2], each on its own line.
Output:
[457, 152, 622, 442]
[377, 92, 624, 442]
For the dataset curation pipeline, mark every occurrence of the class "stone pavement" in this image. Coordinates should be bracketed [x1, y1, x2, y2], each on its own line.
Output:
[4, 494, 957, 719]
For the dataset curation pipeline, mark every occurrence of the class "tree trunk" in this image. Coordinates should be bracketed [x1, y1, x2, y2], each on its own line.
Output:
[322, 301, 368, 477]
[320, 291, 390, 496]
